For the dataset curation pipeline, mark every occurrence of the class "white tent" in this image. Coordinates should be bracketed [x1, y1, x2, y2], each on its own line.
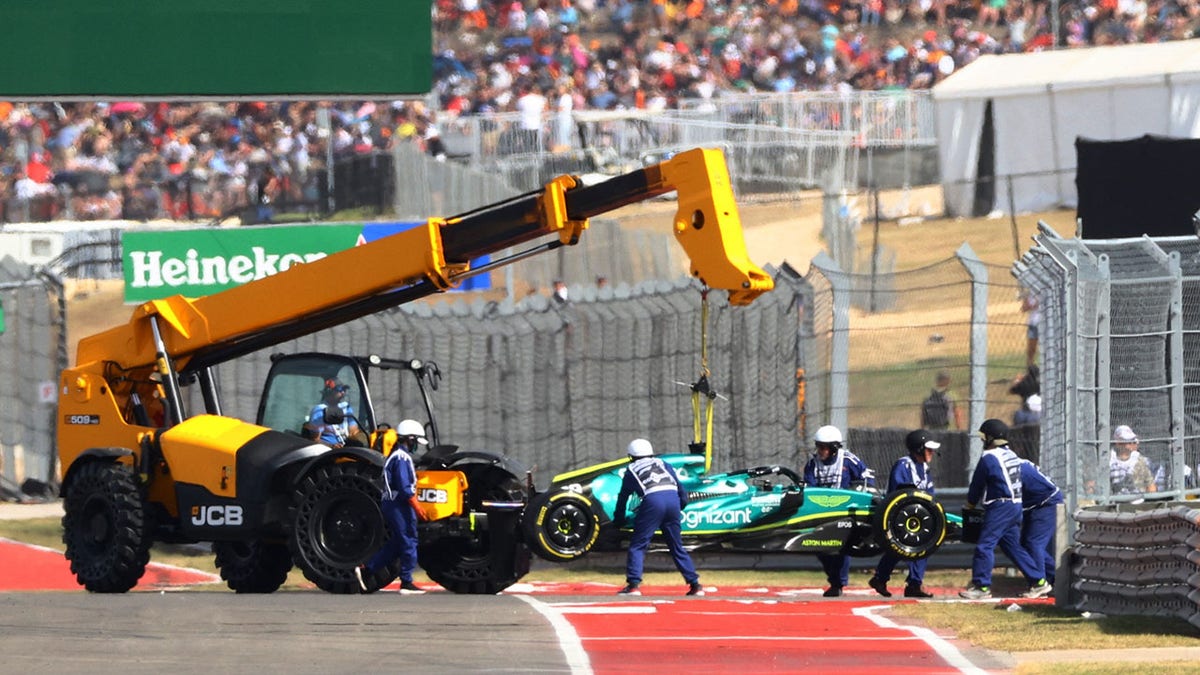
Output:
[932, 41, 1200, 216]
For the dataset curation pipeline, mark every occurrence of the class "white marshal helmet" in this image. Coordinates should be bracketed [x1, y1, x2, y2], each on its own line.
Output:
[396, 419, 429, 445]
[814, 425, 843, 446]
[627, 438, 654, 458]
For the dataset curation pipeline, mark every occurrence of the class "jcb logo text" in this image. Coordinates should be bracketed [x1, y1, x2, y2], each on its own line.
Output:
[191, 505, 243, 526]
[418, 488, 448, 504]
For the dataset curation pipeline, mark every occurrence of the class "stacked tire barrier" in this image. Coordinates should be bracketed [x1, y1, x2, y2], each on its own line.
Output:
[1072, 504, 1200, 628]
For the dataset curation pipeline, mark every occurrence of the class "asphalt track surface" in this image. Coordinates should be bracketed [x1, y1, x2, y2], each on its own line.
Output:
[1, 537, 1013, 674]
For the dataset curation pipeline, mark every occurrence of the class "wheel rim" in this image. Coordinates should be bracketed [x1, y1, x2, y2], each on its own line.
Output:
[545, 503, 591, 550]
[309, 489, 380, 566]
[890, 502, 937, 548]
[81, 495, 114, 556]
[224, 541, 255, 566]
[293, 465, 387, 583]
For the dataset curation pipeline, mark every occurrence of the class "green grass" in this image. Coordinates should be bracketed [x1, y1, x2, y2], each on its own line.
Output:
[889, 601, 1199, 652]
[1016, 665, 1199, 675]
[846, 354, 1032, 428]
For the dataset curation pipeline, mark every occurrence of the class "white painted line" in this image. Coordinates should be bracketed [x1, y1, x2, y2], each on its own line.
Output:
[854, 604, 987, 675]
[1, 536, 72, 555]
[555, 606, 658, 614]
[776, 588, 882, 597]
[543, 601, 659, 608]
[515, 594, 593, 675]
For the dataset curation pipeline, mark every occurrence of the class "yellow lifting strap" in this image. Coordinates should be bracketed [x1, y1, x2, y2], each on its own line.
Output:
[691, 289, 716, 473]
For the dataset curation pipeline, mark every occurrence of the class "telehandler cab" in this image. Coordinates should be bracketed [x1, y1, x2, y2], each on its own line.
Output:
[256, 351, 531, 594]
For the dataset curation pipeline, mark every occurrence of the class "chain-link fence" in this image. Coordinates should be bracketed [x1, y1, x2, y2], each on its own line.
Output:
[181, 272, 809, 487]
[435, 90, 940, 204]
[1015, 229, 1200, 518]
[0, 257, 64, 498]
[1011, 228, 1200, 620]
[18, 213, 1195, 514]
[800, 245, 1035, 489]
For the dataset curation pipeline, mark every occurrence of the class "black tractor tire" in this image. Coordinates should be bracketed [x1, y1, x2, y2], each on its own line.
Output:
[290, 461, 390, 594]
[213, 540, 293, 593]
[61, 461, 151, 593]
[420, 463, 530, 594]
[523, 489, 599, 563]
[874, 488, 947, 560]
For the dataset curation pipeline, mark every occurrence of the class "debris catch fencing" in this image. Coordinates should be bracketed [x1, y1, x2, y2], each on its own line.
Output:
[194, 271, 812, 485]
[1072, 504, 1200, 628]
[0, 258, 64, 498]
[1014, 228, 1200, 515]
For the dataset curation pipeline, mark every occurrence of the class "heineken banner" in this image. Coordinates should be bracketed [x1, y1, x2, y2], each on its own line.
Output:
[123, 222, 490, 303]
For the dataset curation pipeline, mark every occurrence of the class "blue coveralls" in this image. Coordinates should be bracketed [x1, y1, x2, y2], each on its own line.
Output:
[308, 401, 356, 446]
[365, 444, 420, 583]
[614, 456, 699, 586]
[873, 455, 933, 587]
[966, 445, 1044, 588]
[1019, 460, 1063, 585]
[803, 449, 875, 589]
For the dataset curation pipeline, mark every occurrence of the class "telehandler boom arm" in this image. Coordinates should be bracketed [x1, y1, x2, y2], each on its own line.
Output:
[74, 147, 772, 377]
[54, 147, 773, 596]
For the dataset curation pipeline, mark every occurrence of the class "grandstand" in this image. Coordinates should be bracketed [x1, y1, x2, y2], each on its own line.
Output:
[3, 0, 1197, 224]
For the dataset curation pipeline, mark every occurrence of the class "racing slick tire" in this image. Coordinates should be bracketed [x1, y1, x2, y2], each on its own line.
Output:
[214, 539, 294, 593]
[62, 460, 152, 593]
[290, 461, 393, 594]
[420, 462, 530, 594]
[874, 488, 947, 560]
[523, 489, 600, 562]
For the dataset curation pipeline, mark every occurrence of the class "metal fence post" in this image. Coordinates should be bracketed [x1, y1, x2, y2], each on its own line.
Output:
[809, 252, 850, 432]
[1033, 233, 1083, 537]
[957, 242, 988, 478]
[1095, 253, 1111, 501]
[36, 268, 67, 485]
[1167, 252, 1186, 492]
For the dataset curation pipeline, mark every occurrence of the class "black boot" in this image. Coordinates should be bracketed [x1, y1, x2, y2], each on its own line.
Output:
[904, 583, 933, 598]
[868, 576, 892, 598]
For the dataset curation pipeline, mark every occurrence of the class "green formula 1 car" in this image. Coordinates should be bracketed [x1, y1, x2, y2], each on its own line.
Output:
[522, 449, 963, 563]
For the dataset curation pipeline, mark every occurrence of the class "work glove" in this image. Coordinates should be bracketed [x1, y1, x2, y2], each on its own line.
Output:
[410, 495, 430, 521]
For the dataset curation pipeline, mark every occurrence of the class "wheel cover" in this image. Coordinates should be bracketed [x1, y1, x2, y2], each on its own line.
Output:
[544, 502, 592, 550]
[890, 502, 937, 547]
[80, 494, 116, 560]
[217, 541, 257, 568]
[879, 491, 946, 559]
[312, 491, 376, 564]
[523, 488, 599, 562]
[299, 477, 381, 567]
[292, 464, 386, 592]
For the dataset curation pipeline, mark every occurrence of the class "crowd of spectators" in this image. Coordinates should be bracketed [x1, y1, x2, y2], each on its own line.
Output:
[2, 0, 1197, 223]
[429, 0, 1200, 116]
[0, 100, 438, 224]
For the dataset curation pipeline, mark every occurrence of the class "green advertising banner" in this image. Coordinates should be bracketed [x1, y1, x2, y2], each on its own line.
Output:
[122, 225, 364, 303]
[2, 0, 431, 98]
